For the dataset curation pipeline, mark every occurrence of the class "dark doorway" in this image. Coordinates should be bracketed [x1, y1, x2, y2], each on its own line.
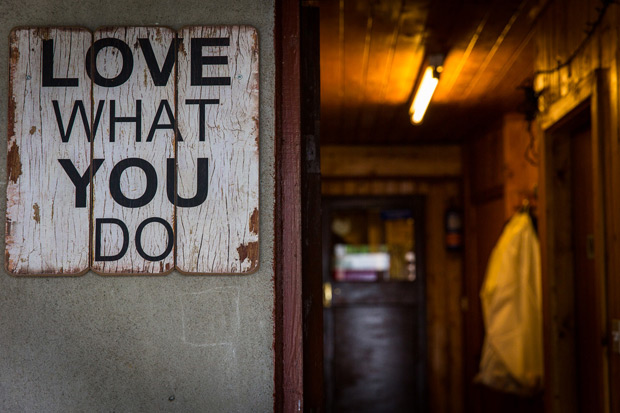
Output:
[569, 120, 606, 413]
[322, 196, 427, 413]
[544, 102, 608, 412]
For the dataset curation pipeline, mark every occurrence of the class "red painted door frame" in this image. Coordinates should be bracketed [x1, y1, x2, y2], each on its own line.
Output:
[274, 0, 303, 411]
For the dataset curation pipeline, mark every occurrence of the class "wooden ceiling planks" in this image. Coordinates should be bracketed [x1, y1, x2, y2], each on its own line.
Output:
[318, 0, 343, 144]
[321, 0, 428, 144]
[338, 0, 375, 144]
[381, 3, 427, 105]
[354, 0, 422, 143]
[356, 1, 428, 144]
[432, 0, 524, 103]
[318, 0, 538, 145]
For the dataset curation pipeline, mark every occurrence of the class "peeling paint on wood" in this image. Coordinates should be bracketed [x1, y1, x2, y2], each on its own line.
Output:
[249, 208, 259, 234]
[237, 241, 259, 269]
[6, 28, 92, 275]
[32, 204, 40, 223]
[6, 143, 22, 183]
[176, 26, 260, 274]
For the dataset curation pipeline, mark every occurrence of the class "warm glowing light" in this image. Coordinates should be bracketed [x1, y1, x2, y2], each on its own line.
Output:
[409, 66, 440, 124]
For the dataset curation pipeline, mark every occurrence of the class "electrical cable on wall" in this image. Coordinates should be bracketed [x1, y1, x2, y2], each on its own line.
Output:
[533, 0, 615, 77]
[517, 84, 541, 166]
[525, 122, 539, 166]
[517, 0, 615, 166]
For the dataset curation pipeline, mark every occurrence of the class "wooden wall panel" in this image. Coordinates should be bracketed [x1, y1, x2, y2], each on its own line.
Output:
[469, 124, 503, 202]
[463, 114, 542, 413]
[535, 0, 603, 110]
[534, 2, 620, 412]
[321, 145, 462, 178]
[425, 183, 463, 413]
[605, 28, 620, 413]
[502, 114, 539, 219]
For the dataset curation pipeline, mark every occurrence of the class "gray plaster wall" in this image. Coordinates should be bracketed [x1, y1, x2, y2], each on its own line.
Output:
[0, 1, 275, 412]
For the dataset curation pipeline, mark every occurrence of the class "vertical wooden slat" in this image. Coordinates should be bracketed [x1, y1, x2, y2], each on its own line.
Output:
[300, 6, 324, 410]
[90, 27, 175, 274]
[6, 28, 91, 275]
[591, 69, 611, 413]
[541, 128, 578, 413]
[606, 19, 620, 413]
[538, 117, 552, 413]
[276, 0, 303, 410]
[175, 26, 259, 274]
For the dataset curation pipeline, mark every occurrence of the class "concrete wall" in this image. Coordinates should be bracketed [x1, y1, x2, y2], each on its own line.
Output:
[0, 1, 275, 411]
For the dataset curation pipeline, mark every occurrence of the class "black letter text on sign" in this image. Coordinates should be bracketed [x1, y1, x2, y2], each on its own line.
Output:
[6, 26, 259, 276]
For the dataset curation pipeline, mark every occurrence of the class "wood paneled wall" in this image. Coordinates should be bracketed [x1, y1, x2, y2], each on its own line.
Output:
[463, 114, 541, 413]
[535, 1, 620, 412]
[322, 145, 464, 413]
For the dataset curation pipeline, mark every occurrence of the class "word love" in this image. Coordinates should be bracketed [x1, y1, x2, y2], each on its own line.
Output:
[6, 26, 260, 276]
[43, 36, 230, 89]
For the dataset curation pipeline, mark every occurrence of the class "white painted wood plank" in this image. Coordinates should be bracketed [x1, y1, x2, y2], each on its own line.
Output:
[91, 27, 176, 274]
[176, 26, 260, 274]
[6, 28, 92, 275]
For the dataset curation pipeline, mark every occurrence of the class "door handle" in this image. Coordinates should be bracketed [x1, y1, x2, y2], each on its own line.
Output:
[323, 282, 332, 308]
[613, 319, 620, 355]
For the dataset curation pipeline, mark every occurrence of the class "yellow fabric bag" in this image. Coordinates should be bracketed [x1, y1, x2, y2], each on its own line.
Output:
[476, 212, 543, 395]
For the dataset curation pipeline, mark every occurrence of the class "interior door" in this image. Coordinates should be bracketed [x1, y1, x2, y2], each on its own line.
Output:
[570, 125, 606, 412]
[544, 105, 610, 412]
[323, 196, 427, 413]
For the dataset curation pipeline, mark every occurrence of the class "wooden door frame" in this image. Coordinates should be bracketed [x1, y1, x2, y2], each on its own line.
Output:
[274, 0, 303, 412]
[538, 69, 611, 413]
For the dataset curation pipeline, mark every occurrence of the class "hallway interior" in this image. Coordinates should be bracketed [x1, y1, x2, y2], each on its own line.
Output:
[301, 1, 620, 412]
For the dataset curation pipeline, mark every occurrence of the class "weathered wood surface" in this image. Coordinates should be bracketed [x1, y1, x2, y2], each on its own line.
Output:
[6, 26, 260, 276]
[6, 28, 92, 275]
[176, 26, 259, 274]
[275, 2, 304, 409]
[91, 27, 176, 274]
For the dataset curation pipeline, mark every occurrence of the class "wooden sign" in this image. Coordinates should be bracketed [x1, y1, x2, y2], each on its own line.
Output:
[6, 26, 259, 276]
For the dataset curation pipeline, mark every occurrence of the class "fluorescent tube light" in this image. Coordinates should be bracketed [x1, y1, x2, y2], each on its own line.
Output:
[409, 66, 440, 124]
